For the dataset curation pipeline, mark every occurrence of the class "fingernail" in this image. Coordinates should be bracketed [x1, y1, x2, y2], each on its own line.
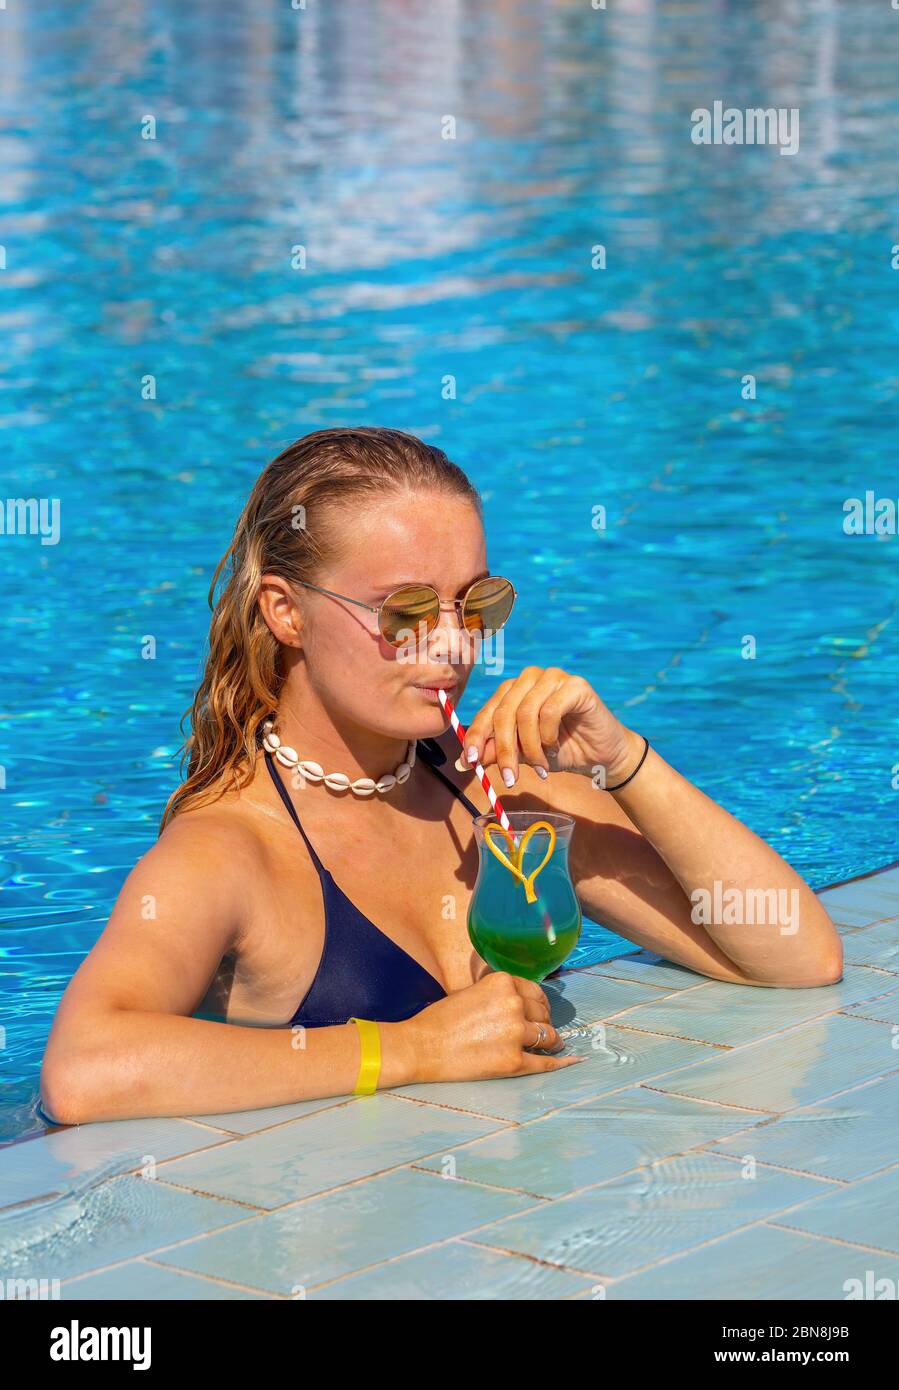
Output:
[466, 746, 478, 763]
[535, 765, 548, 779]
[502, 767, 515, 787]
[454, 756, 467, 771]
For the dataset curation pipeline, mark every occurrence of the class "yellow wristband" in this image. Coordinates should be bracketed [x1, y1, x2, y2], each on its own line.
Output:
[348, 1017, 381, 1095]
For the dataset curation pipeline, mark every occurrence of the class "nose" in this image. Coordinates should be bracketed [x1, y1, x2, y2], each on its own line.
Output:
[427, 599, 471, 664]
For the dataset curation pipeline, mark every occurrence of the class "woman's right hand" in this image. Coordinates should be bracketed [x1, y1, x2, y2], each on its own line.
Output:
[400, 971, 585, 1084]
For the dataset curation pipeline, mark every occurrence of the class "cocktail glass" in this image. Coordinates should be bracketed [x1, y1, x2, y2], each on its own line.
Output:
[468, 811, 582, 981]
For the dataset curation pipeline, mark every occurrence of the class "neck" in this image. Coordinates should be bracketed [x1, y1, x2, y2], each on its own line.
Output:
[271, 696, 415, 784]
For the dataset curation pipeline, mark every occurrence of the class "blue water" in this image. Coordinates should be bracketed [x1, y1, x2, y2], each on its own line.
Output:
[2, 0, 898, 1143]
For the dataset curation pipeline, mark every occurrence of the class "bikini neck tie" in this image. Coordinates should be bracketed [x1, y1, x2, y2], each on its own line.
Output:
[261, 718, 417, 798]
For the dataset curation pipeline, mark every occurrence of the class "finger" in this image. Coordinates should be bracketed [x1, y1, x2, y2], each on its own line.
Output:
[516, 1053, 586, 1074]
[523, 1017, 564, 1052]
[491, 668, 544, 786]
[537, 677, 598, 764]
[463, 668, 545, 775]
[455, 733, 497, 773]
[510, 976, 550, 1008]
[515, 668, 569, 774]
[462, 678, 516, 766]
[523, 1004, 559, 1048]
[522, 997, 552, 1026]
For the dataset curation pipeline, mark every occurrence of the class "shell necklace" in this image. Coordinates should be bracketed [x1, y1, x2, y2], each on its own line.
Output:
[261, 718, 417, 798]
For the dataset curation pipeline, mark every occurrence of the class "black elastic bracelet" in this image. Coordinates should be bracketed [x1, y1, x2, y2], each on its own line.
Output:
[606, 735, 650, 791]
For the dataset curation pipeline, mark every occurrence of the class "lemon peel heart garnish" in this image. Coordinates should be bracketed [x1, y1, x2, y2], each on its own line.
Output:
[483, 820, 557, 904]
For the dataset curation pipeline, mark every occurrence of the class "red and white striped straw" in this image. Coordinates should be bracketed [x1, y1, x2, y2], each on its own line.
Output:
[438, 686, 557, 946]
[437, 687, 519, 850]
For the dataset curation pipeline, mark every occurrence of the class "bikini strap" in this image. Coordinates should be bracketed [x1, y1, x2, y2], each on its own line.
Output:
[264, 750, 328, 877]
[265, 744, 480, 861]
[415, 740, 481, 819]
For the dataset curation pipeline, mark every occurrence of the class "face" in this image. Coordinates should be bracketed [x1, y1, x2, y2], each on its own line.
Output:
[262, 491, 493, 739]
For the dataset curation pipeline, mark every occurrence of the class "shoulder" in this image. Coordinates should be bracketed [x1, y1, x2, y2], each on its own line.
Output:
[127, 790, 268, 916]
[156, 798, 264, 865]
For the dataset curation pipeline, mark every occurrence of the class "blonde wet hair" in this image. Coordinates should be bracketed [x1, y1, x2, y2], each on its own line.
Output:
[160, 427, 481, 830]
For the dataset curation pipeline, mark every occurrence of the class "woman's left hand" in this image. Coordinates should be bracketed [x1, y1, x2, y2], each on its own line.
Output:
[457, 666, 643, 788]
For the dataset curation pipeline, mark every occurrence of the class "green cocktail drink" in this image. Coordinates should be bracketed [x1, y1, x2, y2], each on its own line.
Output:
[468, 811, 582, 982]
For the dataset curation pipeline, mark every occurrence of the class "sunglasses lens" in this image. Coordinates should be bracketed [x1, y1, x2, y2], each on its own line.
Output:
[379, 584, 440, 645]
[463, 577, 515, 636]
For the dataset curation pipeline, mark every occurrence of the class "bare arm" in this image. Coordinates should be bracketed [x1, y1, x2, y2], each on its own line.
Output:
[39, 814, 417, 1124]
[531, 739, 843, 988]
[40, 811, 578, 1126]
[457, 666, 843, 990]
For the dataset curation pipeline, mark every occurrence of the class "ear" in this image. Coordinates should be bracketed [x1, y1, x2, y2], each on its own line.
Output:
[258, 573, 303, 648]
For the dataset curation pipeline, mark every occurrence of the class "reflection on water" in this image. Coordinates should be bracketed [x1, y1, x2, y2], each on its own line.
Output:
[0, 1165, 165, 1280]
[1, 0, 898, 1140]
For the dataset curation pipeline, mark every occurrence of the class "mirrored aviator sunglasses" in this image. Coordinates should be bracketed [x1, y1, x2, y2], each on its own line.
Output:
[378, 576, 516, 647]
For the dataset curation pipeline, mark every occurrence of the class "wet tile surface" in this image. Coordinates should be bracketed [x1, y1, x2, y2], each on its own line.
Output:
[609, 966, 893, 1047]
[155, 1167, 537, 1294]
[818, 870, 899, 922]
[183, 1095, 359, 1135]
[311, 1239, 596, 1300]
[2, 864, 897, 1299]
[412, 1087, 757, 1198]
[840, 921, 899, 972]
[537, 972, 671, 1028]
[63, 1261, 274, 1300]
[710, 1075, 899, 1182]
[841, 987, 899, 1026]
[578, 952, 706, 991]
[605, 1223, 899, 1300]
[771, 1165, 899, 1253]
[466, 1153, 830, 1278]
[0, 1174, 253, 1282]
[0, 1118, 230, 1211]
[155, 1095, 509, 1208]
[648, 1014, 897, 1113]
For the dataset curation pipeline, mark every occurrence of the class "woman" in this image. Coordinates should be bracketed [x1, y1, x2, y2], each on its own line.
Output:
[40, 427, 842, 1125]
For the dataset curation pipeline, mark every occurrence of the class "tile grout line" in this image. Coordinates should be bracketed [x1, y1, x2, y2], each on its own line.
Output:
[133, 1138, 849, 1288]
[701, 1149, 848, 1185]
[8, 1192, 267, 1288]
[610, 1010, 899, 1093]
[6, 866, 899, 1290]
[641, 1058, 899, 1116]
[604, 999, 888, 1052]
[464, 1217, 899, 1292]
[302, 1233, 580, 1297]
[459, 1159, 866, 1286]
[63, 1256, 286, 1300]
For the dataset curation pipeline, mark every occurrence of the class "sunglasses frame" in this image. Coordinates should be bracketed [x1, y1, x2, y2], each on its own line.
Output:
[294, 575, 517, 647]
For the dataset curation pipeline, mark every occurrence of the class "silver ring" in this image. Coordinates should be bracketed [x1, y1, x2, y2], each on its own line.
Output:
[533, 1024, 548, 1050]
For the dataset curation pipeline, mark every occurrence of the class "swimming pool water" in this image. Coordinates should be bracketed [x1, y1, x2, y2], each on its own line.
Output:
[2, 0, 898, 1142]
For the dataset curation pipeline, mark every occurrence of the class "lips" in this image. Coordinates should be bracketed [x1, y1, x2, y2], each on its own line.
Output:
[414, 682, 457, 692]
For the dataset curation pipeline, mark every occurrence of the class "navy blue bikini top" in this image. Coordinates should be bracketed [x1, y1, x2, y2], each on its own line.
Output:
[264, 738, 481, 1028]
